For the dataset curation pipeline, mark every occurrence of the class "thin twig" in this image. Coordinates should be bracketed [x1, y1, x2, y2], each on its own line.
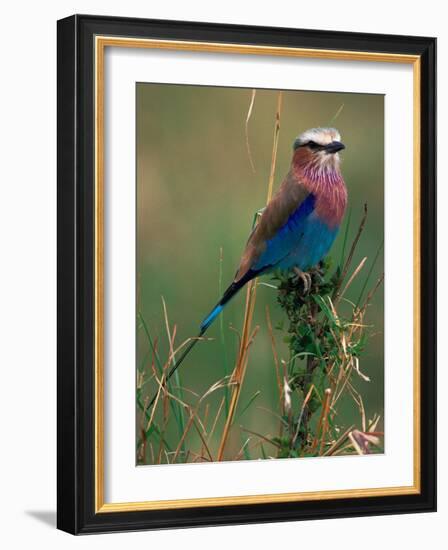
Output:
[240, 427, 281, 449]
[172, 412, 195, 463]
[319, 389, 332, 455]
[311, 388, 331, 453]
[208, 396, 226, 445]
[292, 384, 315, 449]
[192, 419, 214, 462]
[323, 424, 355, 456]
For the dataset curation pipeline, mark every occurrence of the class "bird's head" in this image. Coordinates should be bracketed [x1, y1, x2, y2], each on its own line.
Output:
[292, 127, 345, 172]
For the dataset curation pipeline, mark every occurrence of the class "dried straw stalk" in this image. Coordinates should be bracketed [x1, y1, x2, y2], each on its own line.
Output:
[217, 91, 283, 460]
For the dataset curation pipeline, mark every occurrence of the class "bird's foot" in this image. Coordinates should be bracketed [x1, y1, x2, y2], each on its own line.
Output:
[309, 266, 325, 285]
[293, 268, 312, 294]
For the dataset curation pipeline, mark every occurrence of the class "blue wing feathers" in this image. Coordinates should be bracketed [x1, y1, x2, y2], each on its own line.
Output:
[201, 193, 339, 333]
[253, 194, 317, 271]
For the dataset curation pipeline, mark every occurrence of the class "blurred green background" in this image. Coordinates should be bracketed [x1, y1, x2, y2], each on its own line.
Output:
[136, 83, 384, 462]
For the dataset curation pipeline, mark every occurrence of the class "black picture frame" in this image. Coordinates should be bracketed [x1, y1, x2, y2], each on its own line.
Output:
[57, 14, 436, 534]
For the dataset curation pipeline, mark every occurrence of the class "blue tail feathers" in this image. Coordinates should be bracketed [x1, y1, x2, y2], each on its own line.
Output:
[147, 269, 262, 410]
[199, 268, 261, 334]
[200, 304, 223, 333]
[199, 281, 240, 333]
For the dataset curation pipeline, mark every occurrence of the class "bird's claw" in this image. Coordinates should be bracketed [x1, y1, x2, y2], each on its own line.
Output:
[293, 268, 312, 295]
[310, 267, 325, 285]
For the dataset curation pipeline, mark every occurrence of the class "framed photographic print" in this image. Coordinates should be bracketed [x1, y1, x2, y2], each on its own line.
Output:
[57, 14, 436, 534]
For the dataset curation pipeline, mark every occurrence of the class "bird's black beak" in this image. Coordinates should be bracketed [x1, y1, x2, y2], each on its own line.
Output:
[325, 141, 345, 154]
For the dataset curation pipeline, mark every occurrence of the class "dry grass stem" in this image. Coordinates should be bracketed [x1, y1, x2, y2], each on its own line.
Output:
[323, 424, 355, 456]
[234, 438, 252, 461]
[319, 389, 332, 455]
[216, 92, 283, 460]
[339, 256, 367, 300]
[292, 384, 315, 448]
[311, 388, 332, 453]
[334, 204, 368, 304]
[207, 396, 226, 445]
[245, 89, 257, 173]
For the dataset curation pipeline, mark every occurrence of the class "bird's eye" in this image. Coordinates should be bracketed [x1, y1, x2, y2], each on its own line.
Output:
[293, 138, 323, 151]
[307, 141, 321, 149]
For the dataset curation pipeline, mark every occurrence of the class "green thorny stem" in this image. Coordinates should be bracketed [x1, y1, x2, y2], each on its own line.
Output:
[272, 205, 381, 457]
[274, 260, 337, 454]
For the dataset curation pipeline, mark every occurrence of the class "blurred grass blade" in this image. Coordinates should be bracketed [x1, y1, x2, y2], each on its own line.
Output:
[161, 297, 186, 452]
[235, 390, 261, 423]
[339, 207, 352, 268]
[356, 240, 383, 307]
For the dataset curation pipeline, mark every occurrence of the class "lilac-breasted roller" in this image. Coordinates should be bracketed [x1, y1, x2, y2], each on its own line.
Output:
[152, 127, 347, 402]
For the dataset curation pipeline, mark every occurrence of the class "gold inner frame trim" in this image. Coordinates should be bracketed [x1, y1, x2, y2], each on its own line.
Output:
[94, 35, 421, 513]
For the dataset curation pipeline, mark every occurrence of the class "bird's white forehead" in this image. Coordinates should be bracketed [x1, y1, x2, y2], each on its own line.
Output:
[296, 127, 341, 146]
